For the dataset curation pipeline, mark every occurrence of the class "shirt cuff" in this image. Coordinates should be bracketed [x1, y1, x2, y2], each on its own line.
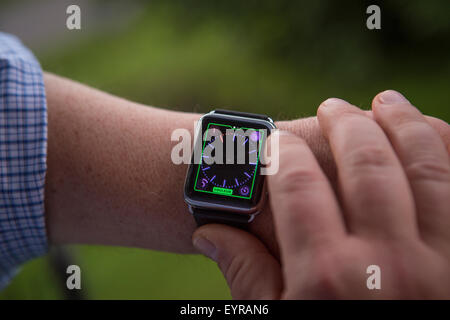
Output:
[0, 32, 48, 290]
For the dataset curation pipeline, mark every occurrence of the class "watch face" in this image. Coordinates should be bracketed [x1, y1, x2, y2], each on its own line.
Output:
[184, 112, 275, 213]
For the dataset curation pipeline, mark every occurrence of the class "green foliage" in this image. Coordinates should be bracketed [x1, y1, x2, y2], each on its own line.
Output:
[38, 2, 450, 120]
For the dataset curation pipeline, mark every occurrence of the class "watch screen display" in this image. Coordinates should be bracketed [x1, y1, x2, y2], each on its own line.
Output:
[184, 113, 274, 212]
[194, 122, 264, 199]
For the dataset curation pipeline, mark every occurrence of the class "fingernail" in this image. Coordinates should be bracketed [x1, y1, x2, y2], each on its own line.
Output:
[378, 90, 408, 104]
[193, 237, 217, 261]
[321, 97, 349, 107]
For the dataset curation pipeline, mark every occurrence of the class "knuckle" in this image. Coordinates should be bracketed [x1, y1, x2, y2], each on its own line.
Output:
[381, 102, 418, 123]
[276, 166, 323, 195]
[222, 251, 274, 299]
[286, 251, 343, 299]
[405, 157, 450, 183]
[308, 253, 344, 298]
[338, 111, 366, 125]
[308, 269, 342, 299]
[344, 145, 395, 174]
[397, 120, 437, 143]
[221, 252, 253, 295]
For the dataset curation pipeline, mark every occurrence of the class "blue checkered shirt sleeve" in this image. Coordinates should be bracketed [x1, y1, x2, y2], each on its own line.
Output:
[0, 32, 48, 289]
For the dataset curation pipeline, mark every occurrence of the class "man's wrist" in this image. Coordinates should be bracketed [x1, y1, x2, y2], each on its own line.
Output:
[276, 117, 336, 186]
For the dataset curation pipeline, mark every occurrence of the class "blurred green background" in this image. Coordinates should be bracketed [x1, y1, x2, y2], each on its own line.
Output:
[0, 0, 449, 299]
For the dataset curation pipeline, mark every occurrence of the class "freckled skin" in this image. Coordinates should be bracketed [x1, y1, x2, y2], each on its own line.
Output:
[43, 73, 450, 261]
[43, 73, 335, 255]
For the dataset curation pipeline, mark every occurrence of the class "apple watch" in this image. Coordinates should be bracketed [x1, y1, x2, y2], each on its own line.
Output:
[184, 109, 276, 228]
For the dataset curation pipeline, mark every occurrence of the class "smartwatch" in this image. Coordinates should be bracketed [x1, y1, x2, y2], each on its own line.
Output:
[184, 109, 276, 228]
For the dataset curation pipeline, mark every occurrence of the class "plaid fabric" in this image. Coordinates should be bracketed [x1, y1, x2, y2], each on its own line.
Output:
[0, 32, 48, 290]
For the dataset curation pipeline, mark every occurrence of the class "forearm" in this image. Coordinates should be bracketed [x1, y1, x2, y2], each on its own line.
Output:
[45, 73, 197, 252]
[43, 73, 333, 253]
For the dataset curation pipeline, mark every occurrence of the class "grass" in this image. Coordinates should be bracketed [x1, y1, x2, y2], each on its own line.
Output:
[1, 246, 230, 299]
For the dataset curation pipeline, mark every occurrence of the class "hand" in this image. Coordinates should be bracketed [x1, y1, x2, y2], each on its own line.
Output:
[192, 90, 450, 299]
[254, 111, 450, 256]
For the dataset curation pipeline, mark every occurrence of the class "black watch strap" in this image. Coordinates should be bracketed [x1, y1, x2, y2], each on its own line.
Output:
[213, 109, 271, 121]
[191, 207, 250, 230]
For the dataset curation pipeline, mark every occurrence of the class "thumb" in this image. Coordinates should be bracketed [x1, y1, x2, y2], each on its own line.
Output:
[192, 224, 282, 299]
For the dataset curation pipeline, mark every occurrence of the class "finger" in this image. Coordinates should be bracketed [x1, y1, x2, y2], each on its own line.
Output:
[364, 111, 450, 155]
[267, 131, 346, 268]
[425, 116, 450, 156]
[192, 224, 282, 299]
[372, 90, 450, 250]
[317, 98, 417, 239]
